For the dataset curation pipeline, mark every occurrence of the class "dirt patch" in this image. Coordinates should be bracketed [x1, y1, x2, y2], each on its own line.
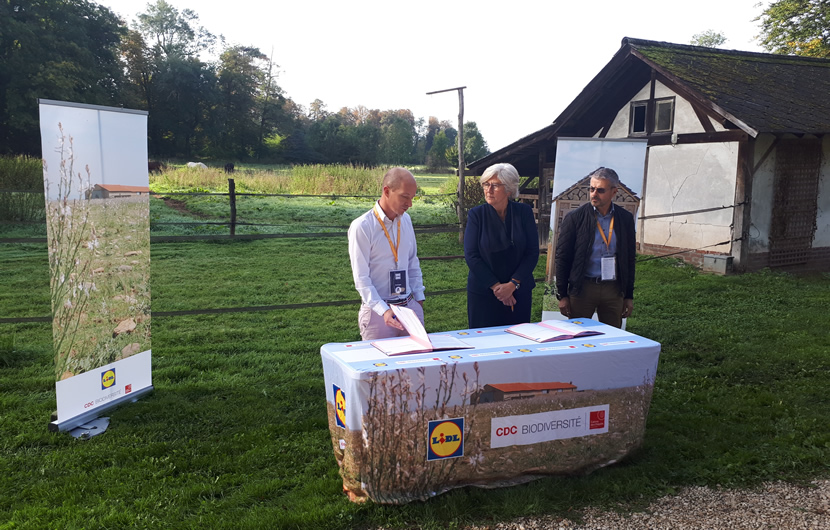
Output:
[160, 197, 211, 219]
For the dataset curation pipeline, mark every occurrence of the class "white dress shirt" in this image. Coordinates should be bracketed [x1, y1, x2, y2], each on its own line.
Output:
[348, 202, 425, 316]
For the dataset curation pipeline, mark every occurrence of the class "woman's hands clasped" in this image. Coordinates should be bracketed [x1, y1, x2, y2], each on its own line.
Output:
[491, 282, 517, 307]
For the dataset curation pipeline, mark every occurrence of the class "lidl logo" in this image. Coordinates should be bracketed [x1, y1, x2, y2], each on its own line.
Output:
[518, 349, 531, 352]
[373, 362, 387, 367]
[590, 410, 606, 430]
[334, 385, 346, 428]
[101, 369, 115, 390]
[427, 418, 464, 461]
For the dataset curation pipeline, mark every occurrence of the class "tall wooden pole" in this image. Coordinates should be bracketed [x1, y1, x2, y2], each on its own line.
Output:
[427, 86, 467, 243]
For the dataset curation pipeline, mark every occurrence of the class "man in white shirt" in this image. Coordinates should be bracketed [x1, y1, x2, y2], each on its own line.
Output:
[348, 167, 425, 340]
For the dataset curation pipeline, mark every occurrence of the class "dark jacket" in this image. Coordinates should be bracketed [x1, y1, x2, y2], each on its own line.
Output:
[555, 202, 636, 300]
[465, 201, 539, 295]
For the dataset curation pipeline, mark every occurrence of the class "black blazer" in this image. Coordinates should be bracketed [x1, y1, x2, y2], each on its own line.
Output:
[464, 201, 539, 295]
[555, 202, 636, 300]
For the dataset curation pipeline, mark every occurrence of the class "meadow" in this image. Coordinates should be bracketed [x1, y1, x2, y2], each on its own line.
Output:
[0, 165, 828, 528]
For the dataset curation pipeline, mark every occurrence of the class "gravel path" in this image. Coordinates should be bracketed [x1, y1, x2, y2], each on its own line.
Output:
[461, 479, 830, 529]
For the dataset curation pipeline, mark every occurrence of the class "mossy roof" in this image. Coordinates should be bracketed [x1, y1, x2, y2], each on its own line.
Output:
[469, 37, 830, 173]
[627, 37, 830, 134]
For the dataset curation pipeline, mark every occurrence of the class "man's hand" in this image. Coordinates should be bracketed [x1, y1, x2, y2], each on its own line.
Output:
[558, 297, 571, 318]
[383, 309, 405, 330]
[621, 298, 633, 319]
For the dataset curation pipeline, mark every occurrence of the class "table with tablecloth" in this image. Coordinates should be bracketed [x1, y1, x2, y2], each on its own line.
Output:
[320, 319, 660, 504]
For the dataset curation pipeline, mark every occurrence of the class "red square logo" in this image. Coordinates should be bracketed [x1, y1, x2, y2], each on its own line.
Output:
[125, 384, 132, 394]
[589, 410, 606, 430]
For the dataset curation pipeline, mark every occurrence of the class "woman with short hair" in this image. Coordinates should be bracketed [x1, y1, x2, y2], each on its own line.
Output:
[464, 163, 539, 328]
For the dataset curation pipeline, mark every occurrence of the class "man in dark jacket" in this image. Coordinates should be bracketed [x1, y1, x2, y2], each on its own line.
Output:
[554, 167, 635, 328]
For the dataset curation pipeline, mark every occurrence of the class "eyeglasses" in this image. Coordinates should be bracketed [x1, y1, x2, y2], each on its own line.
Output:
[482, 182, 503, 191]
[589, 186, 614, 194]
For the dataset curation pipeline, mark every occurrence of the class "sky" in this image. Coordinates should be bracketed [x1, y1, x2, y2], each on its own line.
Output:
[100, 0, 769, 153]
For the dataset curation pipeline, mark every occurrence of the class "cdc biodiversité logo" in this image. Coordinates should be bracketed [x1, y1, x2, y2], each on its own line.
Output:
[427, 418, 464, 461]
[101, 369, 115, 390]
[333, 385, 346, 428]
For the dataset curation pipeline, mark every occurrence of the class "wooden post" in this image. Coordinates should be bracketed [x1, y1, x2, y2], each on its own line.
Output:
[228, 178, 236, 236]
[457, 88, 465, 244]
[426, 86, 467, 243]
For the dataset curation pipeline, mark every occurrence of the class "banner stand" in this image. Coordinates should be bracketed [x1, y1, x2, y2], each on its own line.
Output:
[68, 417, 110, 440]
[48, 386, 153, 433]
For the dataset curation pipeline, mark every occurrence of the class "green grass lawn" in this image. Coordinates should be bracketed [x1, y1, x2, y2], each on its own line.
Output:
[1, 194, 829, 529]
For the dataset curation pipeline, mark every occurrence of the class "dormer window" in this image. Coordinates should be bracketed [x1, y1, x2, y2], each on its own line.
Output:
[629, 97, 675, 136]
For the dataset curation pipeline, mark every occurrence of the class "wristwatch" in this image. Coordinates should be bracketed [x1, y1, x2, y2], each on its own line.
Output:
[510, 279, 520, 290]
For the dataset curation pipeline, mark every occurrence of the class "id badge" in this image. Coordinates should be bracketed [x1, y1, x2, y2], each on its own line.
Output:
[389, 269, 407, 296]
[601, 256, 617, 281]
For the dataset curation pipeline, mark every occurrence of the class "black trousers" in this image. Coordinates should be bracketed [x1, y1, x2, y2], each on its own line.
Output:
[467, 287, 532, 329]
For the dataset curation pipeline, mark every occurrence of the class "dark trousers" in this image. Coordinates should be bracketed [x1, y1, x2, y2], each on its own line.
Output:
[570, 280, 624, 328]
[467, 287, 532, 329]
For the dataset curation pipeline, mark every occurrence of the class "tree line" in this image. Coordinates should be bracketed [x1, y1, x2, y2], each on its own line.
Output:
[0, 0, 489, 167]
[3, 0, 826, 165]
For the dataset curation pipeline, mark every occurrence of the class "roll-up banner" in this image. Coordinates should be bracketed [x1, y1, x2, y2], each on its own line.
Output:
[544, 138, 648, 317]
[38, 99, 153, 434]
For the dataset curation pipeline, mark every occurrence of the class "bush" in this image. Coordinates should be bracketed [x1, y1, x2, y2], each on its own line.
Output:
[0, 155, 45, 222]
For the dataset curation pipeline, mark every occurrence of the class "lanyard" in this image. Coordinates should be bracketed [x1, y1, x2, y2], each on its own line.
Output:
[596, 214, 615, 251]
[373, 207, 401, 266]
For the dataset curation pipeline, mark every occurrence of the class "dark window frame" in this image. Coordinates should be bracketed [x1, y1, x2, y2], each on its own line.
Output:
[628, 96, 675, 137]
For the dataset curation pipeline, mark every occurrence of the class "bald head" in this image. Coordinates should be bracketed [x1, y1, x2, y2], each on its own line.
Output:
[382, 167, 416, 191]
[379, 167, 417, 220]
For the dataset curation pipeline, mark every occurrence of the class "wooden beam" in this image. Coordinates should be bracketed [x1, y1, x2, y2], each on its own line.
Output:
[691, 103, 716, 133]
[648, 130, 748, 146]
[731, 138, 754, 272]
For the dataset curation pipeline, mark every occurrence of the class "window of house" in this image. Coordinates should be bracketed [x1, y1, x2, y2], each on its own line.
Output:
[654, 98, 674, 132]
[629, 97, 675, 136]
[630, 102, 647, 135]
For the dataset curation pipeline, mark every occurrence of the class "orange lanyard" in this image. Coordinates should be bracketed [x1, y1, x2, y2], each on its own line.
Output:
[373, 207, 401, 266]
[596, 215, 615, 251]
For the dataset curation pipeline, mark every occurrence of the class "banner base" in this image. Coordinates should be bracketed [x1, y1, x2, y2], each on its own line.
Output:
[69, 417, 110, 439]
[48, 385, 153, 433]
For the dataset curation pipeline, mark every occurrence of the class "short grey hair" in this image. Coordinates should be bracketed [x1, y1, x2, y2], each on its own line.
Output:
[480, 163, 520, 199]
[588, 167, 621, 188]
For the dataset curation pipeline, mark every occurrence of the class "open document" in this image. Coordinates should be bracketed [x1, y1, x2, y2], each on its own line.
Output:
[371, 305, 472, 355]
[506, 319, 604, 343]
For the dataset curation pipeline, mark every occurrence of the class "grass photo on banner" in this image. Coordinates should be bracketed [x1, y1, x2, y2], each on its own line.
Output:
[42, 125, 151, 381]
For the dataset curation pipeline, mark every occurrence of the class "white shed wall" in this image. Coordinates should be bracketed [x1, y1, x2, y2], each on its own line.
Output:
[815, 135, 830, 246]
[748, 134, 776, 252]
[604, 80, 736, 252]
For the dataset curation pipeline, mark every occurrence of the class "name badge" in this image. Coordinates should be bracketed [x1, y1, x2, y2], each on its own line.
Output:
[601, 256, 616, 281]
[390, 269, 407, 296]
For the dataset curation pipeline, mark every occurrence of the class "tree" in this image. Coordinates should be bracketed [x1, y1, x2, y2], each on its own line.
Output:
[308, 99, 329, 121]
[0, 0, 125, 155]
[690, 30, 727, 48]
[214, 46, 282, 159]
[756, 0, 830, 57]
[463, 121, 490, 163]
[129, 0, 218, 157]
[136, 0, 216, 58]
[379, 112, 415, 164]
[428, 130, 452, 171]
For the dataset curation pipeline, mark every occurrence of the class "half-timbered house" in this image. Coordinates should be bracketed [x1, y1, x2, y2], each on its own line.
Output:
[469, 37, 830, 273]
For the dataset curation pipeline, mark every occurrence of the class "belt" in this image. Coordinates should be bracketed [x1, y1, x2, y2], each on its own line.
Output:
[585, 277, 617, 284]
[386, 293, 413, 306]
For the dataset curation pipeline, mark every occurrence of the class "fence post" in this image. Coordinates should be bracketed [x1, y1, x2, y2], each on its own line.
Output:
[228, 178, 236, 236]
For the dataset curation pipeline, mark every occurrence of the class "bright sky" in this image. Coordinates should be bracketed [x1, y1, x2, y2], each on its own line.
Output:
[101, 0, 769, 152]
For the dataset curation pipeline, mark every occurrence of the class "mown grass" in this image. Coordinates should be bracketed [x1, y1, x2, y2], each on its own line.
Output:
[1, 194, 828, 529]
